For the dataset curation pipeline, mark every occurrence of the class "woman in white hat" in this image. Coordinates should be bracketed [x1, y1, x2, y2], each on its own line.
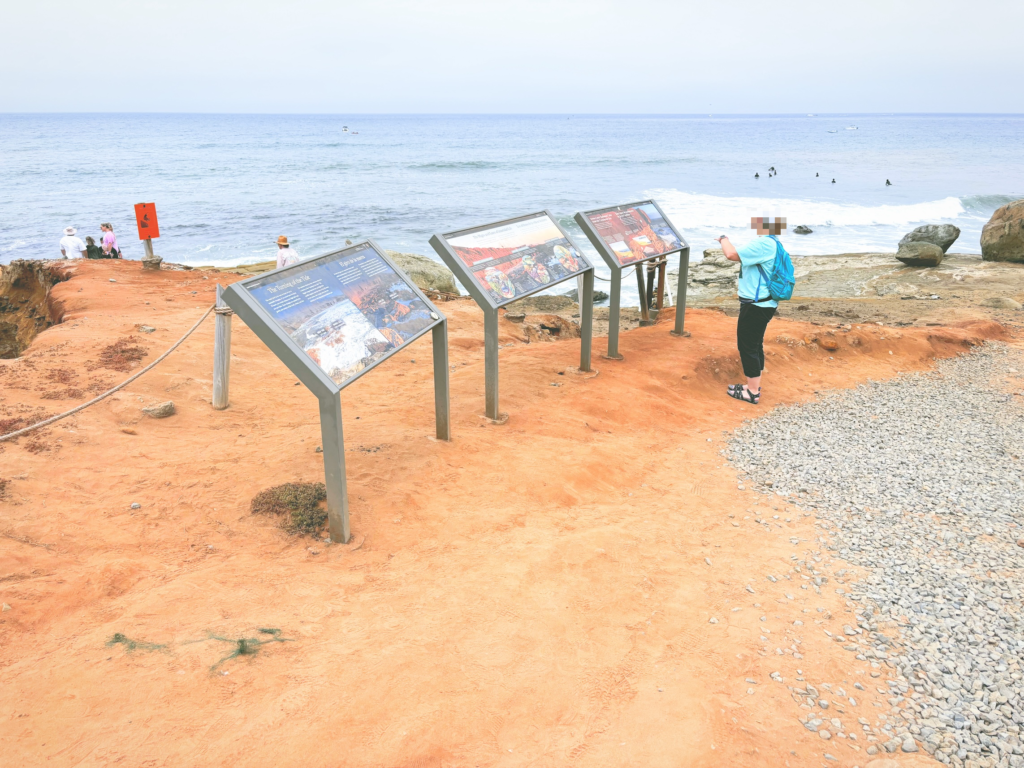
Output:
[59, 227, 86, 259]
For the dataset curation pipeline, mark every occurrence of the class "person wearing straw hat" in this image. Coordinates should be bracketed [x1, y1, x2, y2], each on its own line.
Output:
[276, 235, 300, 269]
[59, 227, 86, 259]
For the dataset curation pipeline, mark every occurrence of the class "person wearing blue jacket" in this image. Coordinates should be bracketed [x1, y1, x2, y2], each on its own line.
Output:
[716, 216, 787, 405]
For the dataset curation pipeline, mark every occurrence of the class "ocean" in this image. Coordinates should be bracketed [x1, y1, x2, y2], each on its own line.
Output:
[2, 113, 1022, 302]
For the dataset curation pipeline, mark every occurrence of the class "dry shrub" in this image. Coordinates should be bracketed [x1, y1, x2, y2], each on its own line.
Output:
[92, 337, 148, 372]
[46, 367, 77, 385]
[251, 482, 327, 536]
[40, 388, 84, 400]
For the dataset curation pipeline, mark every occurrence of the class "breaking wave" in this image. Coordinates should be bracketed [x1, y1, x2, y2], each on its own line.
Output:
[649, 190, 971, 229]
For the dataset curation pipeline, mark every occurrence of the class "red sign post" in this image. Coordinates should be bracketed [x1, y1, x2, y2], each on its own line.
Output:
[134, 203, 160, 240]
[134, 202, 163, 270]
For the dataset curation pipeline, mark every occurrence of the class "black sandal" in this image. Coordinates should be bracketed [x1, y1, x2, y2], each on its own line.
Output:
[728, 386, 760, 404]
[729, 382, 764, 395]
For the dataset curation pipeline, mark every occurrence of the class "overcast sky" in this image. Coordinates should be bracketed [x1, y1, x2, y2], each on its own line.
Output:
[2, 0, 1020, 113]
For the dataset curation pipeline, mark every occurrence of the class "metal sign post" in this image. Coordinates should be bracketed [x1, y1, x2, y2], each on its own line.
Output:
[221, 240, 451, 543]
[574, 200, 690, 360]
[430, 210, 594, 423]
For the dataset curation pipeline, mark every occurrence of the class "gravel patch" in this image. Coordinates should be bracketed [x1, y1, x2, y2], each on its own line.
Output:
[728, 344, 1024, 768]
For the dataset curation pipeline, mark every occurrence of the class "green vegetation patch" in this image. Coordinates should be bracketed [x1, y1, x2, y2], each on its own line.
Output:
[206, 628, 292, 671]
[106, 632, 168, 653]
[250, 482, 327, 536]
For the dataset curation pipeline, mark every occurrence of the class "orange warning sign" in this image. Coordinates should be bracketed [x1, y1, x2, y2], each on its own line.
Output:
[134, 203, 160, 240]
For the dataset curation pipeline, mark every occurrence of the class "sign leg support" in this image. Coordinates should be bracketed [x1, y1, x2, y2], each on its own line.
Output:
[432, 320, 451, 441]
[212, 284, 231, 410]
[605, 268, 624, 360]
[484, 307, 501, 421]
[636, 263, 651, 324]
[672, 246, 692, 337]
[319, 393, 351, 544]
[579, 269, 594, 372]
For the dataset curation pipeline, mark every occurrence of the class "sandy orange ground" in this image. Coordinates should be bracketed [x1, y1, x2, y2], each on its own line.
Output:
[0, 260, 1006, 768]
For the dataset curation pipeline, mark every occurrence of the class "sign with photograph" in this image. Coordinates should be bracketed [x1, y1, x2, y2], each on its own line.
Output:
[584, 201, 682, 267]
[244, 244, 439, 388]
[445, 212, 588, 306]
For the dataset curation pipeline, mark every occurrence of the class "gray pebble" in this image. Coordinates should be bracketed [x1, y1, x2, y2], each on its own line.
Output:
[728, 345, 1024, 767]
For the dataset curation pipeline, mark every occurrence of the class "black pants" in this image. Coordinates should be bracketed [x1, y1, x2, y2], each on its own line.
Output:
[737, 303, 776, 378]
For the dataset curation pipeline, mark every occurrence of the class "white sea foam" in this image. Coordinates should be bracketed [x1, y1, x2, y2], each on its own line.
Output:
[648, 189, 987, 256]
[649, 190, 968, 229]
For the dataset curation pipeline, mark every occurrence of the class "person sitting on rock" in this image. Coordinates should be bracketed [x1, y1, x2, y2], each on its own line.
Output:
[715, 216, 786, 405]
[886, 179, 892, 186]
[85, 236, 105, 259]
[275, 235, 301, 269]
[755, 172, 759, 178]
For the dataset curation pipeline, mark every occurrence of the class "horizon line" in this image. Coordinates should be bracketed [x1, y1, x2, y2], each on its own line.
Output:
[2, 111, 1023, 117]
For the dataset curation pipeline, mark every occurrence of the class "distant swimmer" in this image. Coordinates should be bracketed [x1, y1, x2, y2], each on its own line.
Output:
[816, 172, 819, 177]
[886, 179, 892, 186]
[769, 166, 775, 173]
[755, 172, 759, 178]
[832, 178, 836, 184]
[276, 235, 301, 269]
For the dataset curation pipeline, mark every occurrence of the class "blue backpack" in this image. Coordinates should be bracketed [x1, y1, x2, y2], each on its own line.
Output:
[749, 235, 795, 303]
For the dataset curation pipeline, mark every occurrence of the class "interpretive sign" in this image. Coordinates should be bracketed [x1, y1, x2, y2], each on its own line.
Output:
[574, 200, 691, 358]
[443, 211, 589, 307]
[245, 243, 440, 389]
[222, 241, 451, 545]
[134, 202, 160, 240]
[583, 201, 683, 267]
[430, 211, 595, 421]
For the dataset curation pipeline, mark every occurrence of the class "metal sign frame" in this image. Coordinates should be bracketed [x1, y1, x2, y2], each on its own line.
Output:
[222, 239, 451, 543]
[574, 199, 691, 360]
[430, 210, 595, 422]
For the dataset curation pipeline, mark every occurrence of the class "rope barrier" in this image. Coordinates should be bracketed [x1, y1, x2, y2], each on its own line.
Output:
[0, 303, 217, 444]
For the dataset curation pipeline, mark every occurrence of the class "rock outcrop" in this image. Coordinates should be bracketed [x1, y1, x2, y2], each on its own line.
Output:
[895, 242, 943, 267]
[898, 224, 960, 253]
[0, 260, 71, 359]
[793, 225, 813, 235]
[386, 251, 460, 295]
[981, 199, 1024, 263]
[686, 248, 739, 290]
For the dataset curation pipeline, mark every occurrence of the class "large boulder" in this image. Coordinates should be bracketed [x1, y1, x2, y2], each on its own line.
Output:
[386, 250, 459, 294]
[981, 199, 1024, 263]
[895, 242, 943, 267]
[898, 224, 960, 253]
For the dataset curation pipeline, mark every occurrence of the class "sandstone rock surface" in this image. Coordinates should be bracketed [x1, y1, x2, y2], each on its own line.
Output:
[981, 199, 1024, 263]
[898, 223, 960, 253]
[386, 251, 459, 295]
[895, 242, 943, 267]
[980, 297, 1022, 310]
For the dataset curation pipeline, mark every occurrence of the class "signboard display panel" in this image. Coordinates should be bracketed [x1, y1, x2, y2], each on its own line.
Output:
[244, 244, 439, 388]
[446, 212, 587, 307]
[134, 202, 160, 239]
[584, 201, 682, 267]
